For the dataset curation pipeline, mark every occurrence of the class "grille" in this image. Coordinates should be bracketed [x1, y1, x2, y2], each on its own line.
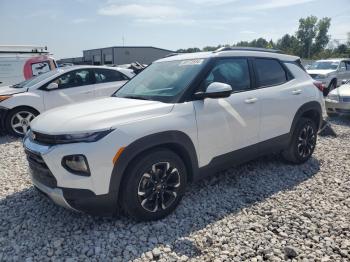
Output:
[25, 149, 57, 188]
[336, 108, 350, 114]
[342, 97, 350, 103]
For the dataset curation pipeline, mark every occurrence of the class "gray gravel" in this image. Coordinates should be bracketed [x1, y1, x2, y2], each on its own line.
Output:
[0, 117, 350, 261]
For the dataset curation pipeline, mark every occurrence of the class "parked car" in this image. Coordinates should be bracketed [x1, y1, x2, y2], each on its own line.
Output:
[24, 47, 324, 221]
[325, 79, 350, 117]
[306, 58, 350, 96]
[0, 65, 134, 136]
[0, 45, 57, 87]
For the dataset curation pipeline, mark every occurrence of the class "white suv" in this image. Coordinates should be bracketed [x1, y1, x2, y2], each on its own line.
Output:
[0, 65, 134, 136]
[24, 48, 324, 221]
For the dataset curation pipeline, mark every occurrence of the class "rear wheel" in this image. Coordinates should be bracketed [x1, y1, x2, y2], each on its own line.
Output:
[120, 149, 187, 221]
[282, 117, 317, 164]
[5, 108, 38, 137]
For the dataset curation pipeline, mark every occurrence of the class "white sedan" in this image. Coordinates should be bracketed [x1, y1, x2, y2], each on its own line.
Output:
[0, 65, 134, 136]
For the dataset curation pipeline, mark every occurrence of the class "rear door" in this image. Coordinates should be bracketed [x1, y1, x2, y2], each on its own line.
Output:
[93, 68, 129, 97]
[42, 68, 95, 110]
[255, 58, 303, 142]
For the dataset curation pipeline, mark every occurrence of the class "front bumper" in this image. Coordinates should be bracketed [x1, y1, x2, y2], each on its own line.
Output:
[31, 174, 77, 211]
[23, 135, 119, 215]
[325, 99, 350, 115]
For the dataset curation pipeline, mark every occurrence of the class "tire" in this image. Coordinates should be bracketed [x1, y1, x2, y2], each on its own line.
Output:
[282, 117, 317, 164]
[5, 107, 38, 137]
[120, 148, 187, 221]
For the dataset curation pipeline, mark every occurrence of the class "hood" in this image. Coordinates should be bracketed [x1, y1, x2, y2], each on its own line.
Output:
[30, 97, 174, 135]
[306, 69, 336, 76]
[0, 85, 27, 95]
[329, 84, 350, 97]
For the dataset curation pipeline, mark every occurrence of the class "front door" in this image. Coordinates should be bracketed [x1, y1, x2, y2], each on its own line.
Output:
[43, 68, 95, 110]
[193, 58, 261, 167]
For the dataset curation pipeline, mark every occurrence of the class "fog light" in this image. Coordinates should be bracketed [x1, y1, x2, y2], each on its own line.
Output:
[62, 155, 90, 176]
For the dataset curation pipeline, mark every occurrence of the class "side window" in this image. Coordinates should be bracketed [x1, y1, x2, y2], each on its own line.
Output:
[200, 58, 251, 92]
[255, 58, 287, 87]
[339, 61, 346, 71]
[50, 69, 93, 89]
[94, 68, 128, 84]
[345, 61, 350, 71]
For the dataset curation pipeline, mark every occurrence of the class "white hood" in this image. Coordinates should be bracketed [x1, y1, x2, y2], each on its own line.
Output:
[0, 85, 27, 95]
[329, 84, 350, 97]
[306, 69, 336, 76]
[31, 97, 174, 135]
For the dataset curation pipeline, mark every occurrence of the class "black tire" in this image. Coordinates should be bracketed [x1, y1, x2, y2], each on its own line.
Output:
[282, 117, 317, 164]
[5, 107, 38, 137]
[120, 148, 187, 221]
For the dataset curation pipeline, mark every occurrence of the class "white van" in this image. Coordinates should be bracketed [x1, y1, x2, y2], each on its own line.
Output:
[0, 45, 57, 87]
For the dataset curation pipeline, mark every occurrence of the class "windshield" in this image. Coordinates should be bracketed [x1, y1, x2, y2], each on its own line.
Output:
[11, 69, 60, 88]
[309, 61, 339, 70]
[114, 59, 207, 103]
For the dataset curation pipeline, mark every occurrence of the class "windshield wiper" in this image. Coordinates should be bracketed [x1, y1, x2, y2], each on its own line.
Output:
[122, 95, 151, 101]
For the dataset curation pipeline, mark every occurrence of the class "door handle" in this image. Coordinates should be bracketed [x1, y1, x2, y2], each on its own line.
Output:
[292, 89, 302, 95]
[244, 97, 258, 104]
[83, 91, 93, 94]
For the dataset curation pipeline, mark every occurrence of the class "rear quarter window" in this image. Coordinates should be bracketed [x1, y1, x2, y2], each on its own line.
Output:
[255, 58, 288, 87]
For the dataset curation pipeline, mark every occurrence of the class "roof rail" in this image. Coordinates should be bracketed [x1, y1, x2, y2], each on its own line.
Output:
[213, 46, 282, 54]
[164, 53, 179, 58]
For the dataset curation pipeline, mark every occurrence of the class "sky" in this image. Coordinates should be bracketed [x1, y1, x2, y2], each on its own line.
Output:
[0, 0, 349, 59]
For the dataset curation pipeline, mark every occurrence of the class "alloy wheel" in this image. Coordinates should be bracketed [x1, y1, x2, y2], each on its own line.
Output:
[297, 124, 316, 158]
[137, 162, 181, 212]
[10, 111, 35, 135]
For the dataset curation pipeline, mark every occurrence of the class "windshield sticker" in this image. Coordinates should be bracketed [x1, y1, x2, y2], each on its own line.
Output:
[179, 59, 204, 66]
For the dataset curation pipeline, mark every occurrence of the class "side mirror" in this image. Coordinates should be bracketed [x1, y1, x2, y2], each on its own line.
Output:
[47, 82, 58, 90]
[194, 82, 232, 99]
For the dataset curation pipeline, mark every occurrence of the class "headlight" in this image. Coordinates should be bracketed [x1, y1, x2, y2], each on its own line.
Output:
[62, 155, 90, 176]
[0, 95, 12, 102]
[327, 94, 339, 102]
[30, 129, 114, 144]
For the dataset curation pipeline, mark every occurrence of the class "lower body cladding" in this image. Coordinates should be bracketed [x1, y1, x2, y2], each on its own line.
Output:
[23, 135, 123, 216]
[325, 99, 350, 115]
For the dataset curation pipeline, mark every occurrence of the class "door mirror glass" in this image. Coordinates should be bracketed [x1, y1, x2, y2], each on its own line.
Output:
[47, 82, 58, 90]
[194, 82, 232, 99]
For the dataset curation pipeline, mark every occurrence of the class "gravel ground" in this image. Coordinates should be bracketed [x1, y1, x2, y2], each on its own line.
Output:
[0, 117, 349, 262]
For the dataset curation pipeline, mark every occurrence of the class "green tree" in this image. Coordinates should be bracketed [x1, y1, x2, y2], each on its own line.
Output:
[296, 15, 318, 58]
[313, 17, 331, 55]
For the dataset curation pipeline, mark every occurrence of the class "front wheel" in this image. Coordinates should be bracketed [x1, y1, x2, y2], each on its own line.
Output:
[282, 117, 317, 164]
[5, 108, 38, 137]
[120, 149, 187, 221]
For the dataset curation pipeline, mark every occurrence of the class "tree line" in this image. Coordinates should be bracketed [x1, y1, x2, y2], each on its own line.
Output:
[176, 16, 350, 59]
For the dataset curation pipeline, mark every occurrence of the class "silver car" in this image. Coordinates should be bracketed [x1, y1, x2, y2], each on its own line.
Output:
[325, 80, 350, 117]
[307, 59, 350, 95]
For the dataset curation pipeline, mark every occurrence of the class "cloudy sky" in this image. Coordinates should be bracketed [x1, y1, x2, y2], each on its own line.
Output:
[0, 0, 349, 59]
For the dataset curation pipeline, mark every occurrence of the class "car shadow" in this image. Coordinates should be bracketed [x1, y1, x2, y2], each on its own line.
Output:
[0, 135, 19, 145]
[0, 154, 320, 261]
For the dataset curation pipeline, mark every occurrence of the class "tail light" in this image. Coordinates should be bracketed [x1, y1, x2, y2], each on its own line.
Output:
[313, 81, 324, 92]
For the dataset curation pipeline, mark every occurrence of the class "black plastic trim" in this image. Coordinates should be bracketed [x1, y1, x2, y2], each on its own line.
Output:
[197, 133, 290, 180]
[109, 131, 199, 204]
[290, 101, 323, 132]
